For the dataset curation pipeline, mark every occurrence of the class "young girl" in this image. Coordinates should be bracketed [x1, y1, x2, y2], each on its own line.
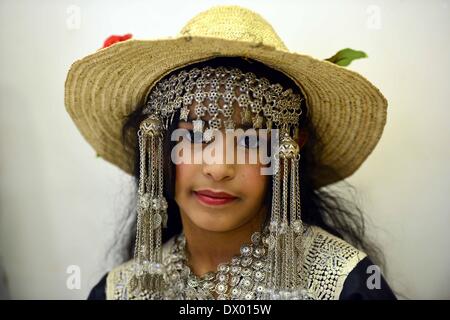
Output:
[65, 6, 396, 300]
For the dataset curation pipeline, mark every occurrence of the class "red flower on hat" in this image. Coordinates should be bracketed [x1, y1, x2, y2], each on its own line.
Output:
[102, 33, 133, 49]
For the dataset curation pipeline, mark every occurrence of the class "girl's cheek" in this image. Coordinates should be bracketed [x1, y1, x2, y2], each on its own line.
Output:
[242, 166, 268, 191]
[176, 163, 199, 189]
[175, 164, 191, 203]
[176, 163, 189, 180]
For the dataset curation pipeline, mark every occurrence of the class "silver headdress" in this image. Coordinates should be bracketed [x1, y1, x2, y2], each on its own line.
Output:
[131, 63, 307, 299]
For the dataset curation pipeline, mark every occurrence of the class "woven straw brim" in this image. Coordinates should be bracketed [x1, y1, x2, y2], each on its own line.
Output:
[65, 37, 387, 188]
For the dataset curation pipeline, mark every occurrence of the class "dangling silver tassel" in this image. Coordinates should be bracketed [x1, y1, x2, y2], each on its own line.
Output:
[265, 148, 281, 293]
[130, 113, 168, 297]
[265, 128, 302, 299]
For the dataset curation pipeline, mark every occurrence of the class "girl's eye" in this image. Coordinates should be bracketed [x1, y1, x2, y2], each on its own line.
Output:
[184, 130, 205, 144]
[183, 130, 266, 149]
[237, 135, 262, 149]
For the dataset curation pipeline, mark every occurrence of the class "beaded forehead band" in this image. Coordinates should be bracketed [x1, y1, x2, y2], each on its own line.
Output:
[131, 64, 307, 299]
[143, 66, 303, 141]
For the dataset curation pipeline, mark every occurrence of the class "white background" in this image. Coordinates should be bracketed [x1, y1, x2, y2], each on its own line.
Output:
[0, 0, 449, 299]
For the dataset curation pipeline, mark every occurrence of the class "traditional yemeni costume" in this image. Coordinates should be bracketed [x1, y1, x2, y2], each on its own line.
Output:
[65, 6, 395, 300]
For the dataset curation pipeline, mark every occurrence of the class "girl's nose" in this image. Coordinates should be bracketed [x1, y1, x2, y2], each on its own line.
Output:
[202, 162, 235, 182]
[201, 132, 236, 181]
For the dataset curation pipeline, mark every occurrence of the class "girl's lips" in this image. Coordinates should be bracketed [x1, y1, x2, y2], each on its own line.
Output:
[193, 190, 237, 206]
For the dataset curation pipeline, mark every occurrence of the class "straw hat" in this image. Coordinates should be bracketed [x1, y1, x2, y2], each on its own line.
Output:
[64, 5, 387, 188]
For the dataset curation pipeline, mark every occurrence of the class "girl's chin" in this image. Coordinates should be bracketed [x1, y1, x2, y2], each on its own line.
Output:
[188, 214, 241, 233]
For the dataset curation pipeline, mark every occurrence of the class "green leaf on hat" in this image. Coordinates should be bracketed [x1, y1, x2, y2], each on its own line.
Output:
[325, 48, 368, 67]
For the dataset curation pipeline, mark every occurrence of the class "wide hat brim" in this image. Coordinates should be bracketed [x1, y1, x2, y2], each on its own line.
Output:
[65, 14, 387, 189]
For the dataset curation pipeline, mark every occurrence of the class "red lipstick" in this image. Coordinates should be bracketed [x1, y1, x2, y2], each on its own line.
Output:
[194, 189, 237, 206]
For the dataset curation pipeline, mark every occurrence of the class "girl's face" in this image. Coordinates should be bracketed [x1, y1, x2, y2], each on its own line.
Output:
[174, 120, 269, 233]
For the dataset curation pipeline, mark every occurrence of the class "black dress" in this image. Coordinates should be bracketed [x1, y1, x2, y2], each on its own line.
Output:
[87, 256, 396, 300]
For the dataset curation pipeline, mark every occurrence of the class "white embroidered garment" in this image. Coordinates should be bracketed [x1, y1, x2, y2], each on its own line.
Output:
[106, 225, 366, 300]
